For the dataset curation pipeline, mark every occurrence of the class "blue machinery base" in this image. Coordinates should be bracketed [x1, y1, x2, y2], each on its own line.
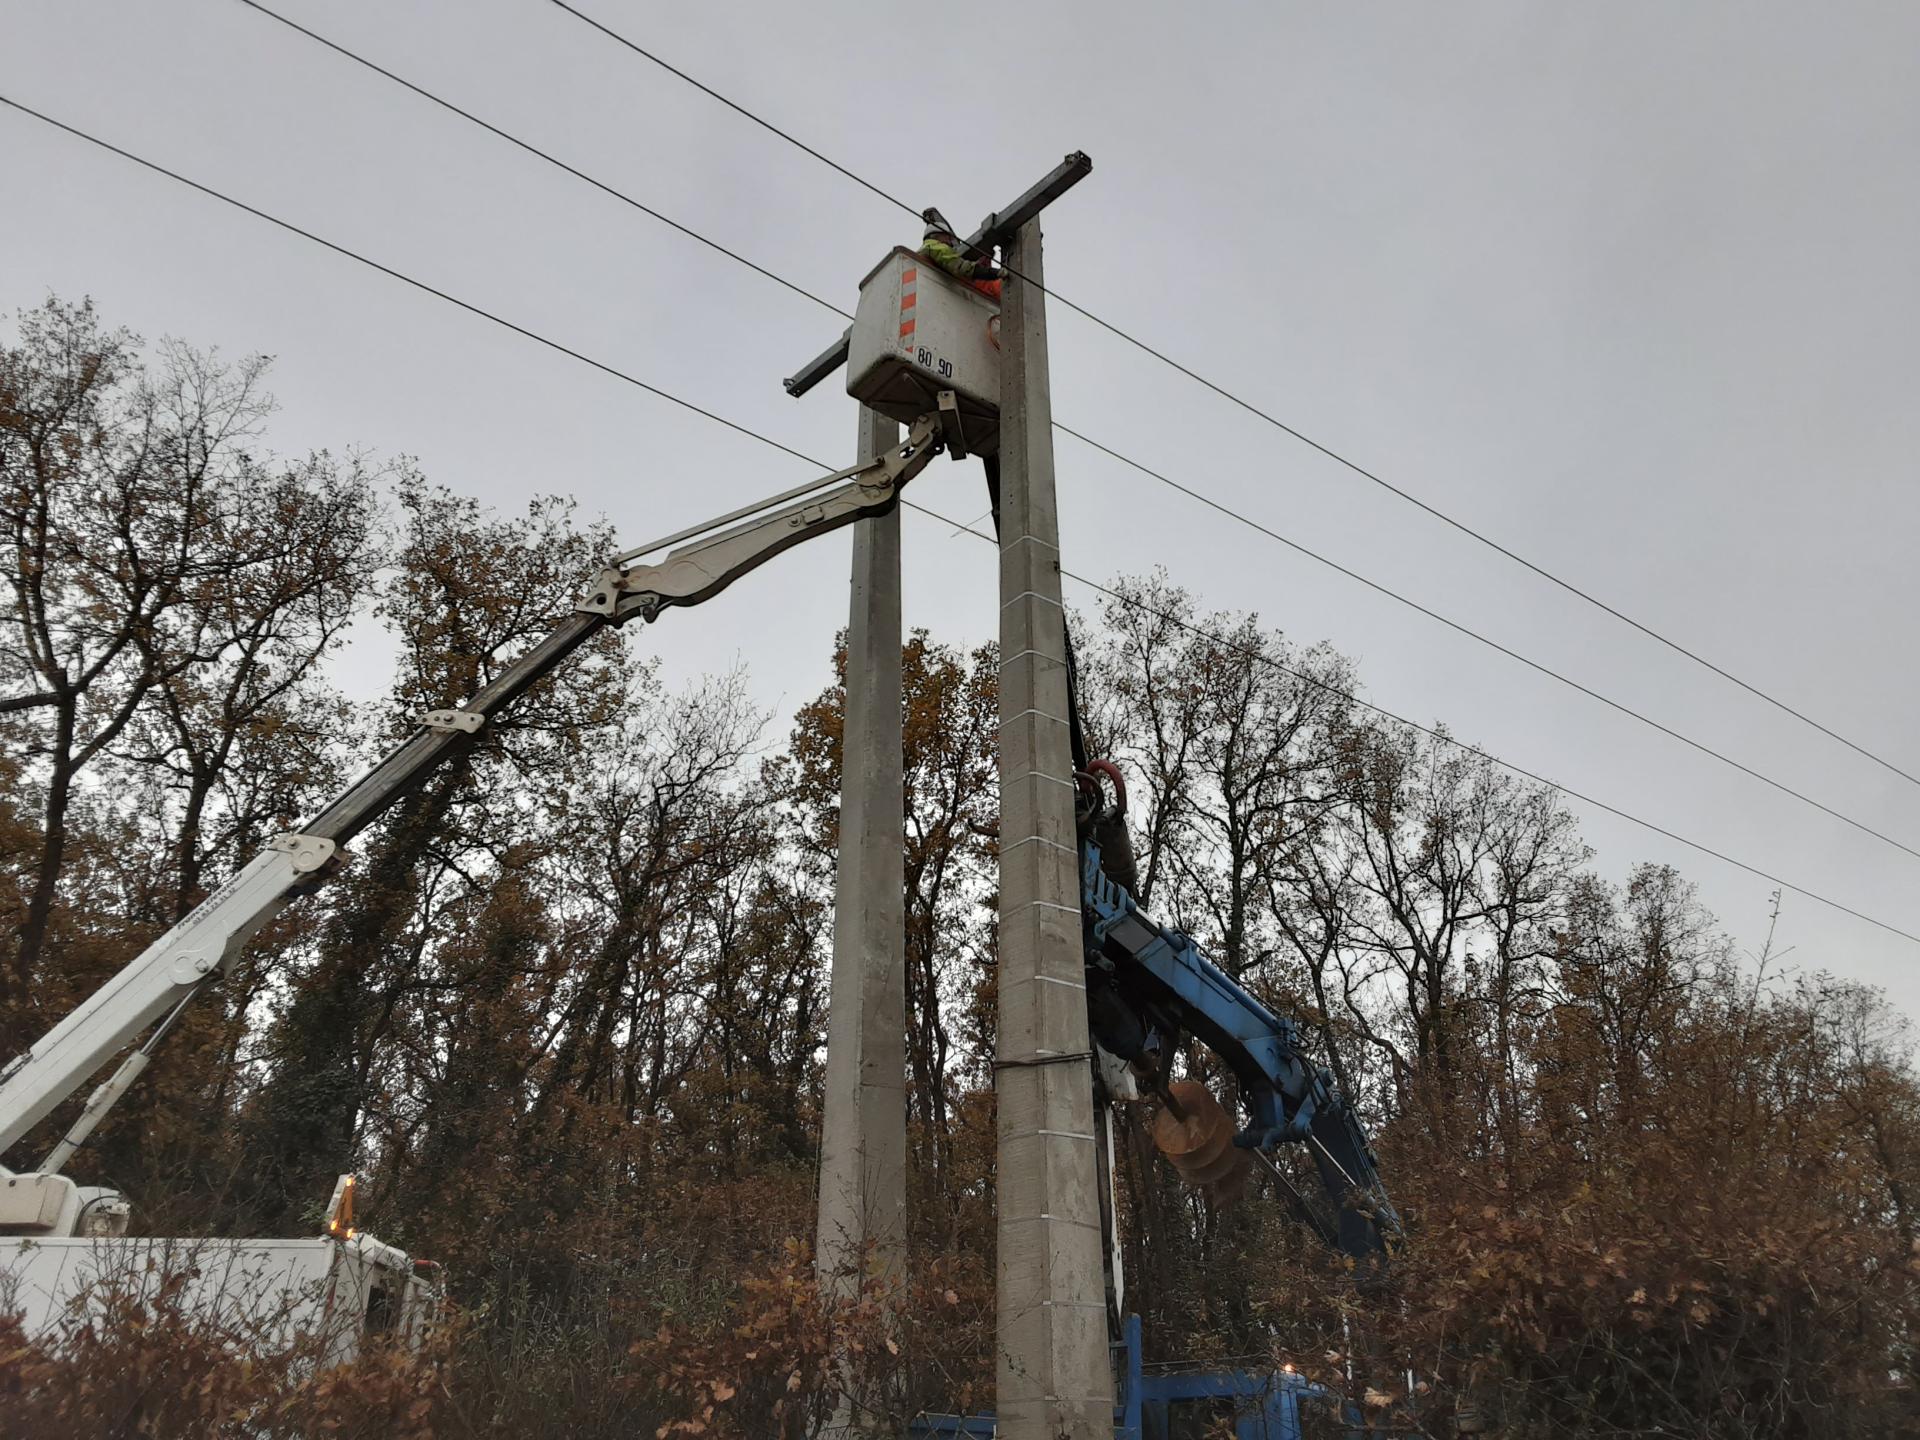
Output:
[910, 1314, 1350, 1439]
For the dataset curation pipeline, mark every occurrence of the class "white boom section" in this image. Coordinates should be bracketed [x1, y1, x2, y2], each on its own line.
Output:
[0, 836, 334, 1156]
[0, 413, 944, 1172]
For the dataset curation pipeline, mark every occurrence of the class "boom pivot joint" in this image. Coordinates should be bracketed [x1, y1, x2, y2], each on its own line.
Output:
[577, 412, 943, 626]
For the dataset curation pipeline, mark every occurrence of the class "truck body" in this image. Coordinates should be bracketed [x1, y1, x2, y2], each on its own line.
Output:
[0, 1233, 440, 1368]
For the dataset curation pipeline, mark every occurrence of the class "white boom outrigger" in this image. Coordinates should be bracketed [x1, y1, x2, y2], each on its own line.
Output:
[0, 411, 945, 1236]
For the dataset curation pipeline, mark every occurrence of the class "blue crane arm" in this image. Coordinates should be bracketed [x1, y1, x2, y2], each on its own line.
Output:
[1079, 843, 1401, 1259]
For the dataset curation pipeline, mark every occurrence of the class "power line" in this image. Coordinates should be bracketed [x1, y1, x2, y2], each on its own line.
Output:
[1053, 424, 1920, 863]
[3, 92, 1911, 948]
[541, 0, 1920, 794]
[0, 95, 822, 470]
[543, 0, 919, 219]
[234, 0, 850, 322]
[213, 5, 1920, 865]
[909, 505, 1920, 948]
[1015, 542, 1920, 950]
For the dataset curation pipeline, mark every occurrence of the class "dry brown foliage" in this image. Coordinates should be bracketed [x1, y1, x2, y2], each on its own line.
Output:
[5, 303, 1917, 1438]
[632, 1240, 992, 1438]
[0, 1272, 450, 1439]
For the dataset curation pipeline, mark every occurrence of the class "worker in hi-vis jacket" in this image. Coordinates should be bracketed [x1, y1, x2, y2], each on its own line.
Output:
[919, 208, 1003, 301]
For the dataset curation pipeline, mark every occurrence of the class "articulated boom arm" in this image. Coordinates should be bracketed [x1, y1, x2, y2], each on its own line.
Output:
[1080, 844, 1401, 1259]
[0, 414, 943, 1166]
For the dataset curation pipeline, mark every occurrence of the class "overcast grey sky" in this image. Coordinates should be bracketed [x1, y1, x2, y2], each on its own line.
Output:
[5, 1, 1916, 1017]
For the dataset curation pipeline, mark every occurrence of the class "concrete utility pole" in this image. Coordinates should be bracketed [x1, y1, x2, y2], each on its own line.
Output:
[814, 405, 908, 1322]
[993, 218, 1114, 1435]
[782, 153, 1093, 1436]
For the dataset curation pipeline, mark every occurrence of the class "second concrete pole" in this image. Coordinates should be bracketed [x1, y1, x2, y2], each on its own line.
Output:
[815, 404, 908, 1430]
[993, 218, 1115, 1437]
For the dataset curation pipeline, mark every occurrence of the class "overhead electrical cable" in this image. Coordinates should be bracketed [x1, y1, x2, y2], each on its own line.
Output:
[0, 96, 822, 470]
[218, 4, 1920, 864]
[2, 91, 1911, 947]
[233, 0, 850, 322]
[967, 531, 1920, 949]
[540, 0, 1920, 793]
[541, 0, 920, 218]
[1051, 425, 1920, 862]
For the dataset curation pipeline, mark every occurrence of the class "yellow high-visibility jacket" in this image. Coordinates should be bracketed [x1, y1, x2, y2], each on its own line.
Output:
[920, 237, 998, 282]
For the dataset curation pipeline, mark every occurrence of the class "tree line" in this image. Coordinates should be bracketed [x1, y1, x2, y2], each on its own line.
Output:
[3, 297, 1915, 1436]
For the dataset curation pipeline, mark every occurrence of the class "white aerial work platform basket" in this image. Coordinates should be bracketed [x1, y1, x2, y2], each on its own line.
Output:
[847, 247, 1000, 456]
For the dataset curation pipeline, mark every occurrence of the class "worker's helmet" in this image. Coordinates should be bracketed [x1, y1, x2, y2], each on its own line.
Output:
[921, 206, 957, 243]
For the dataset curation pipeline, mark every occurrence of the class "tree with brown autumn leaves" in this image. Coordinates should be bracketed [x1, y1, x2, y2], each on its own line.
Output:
[3, 298, 1915, 1438]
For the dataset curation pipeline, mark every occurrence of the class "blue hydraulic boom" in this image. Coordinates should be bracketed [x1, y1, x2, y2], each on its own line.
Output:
[1074, 771, 1400, 1261]
[910, 768, 1400, 1438]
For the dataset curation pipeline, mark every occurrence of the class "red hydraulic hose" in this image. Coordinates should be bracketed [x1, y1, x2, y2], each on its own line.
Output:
[1086, 758, 1127, 814]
